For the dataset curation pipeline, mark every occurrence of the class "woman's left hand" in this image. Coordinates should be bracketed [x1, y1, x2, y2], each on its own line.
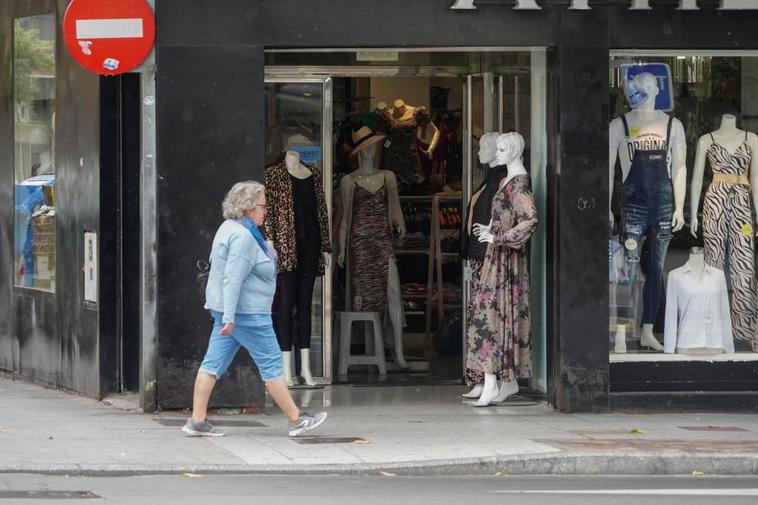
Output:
[220, 323, 235, 336]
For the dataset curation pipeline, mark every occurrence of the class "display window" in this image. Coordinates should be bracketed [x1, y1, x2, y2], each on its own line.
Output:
[609, 52, 758, 362]
[263, 49, 548, 393]
[13, 14, 56, 292]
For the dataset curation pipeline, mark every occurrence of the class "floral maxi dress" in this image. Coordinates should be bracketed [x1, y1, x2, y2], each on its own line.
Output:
[465, 174, 539, 387]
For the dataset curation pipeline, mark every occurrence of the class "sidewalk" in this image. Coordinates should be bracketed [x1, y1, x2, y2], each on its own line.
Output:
[1, 376, 757, 476]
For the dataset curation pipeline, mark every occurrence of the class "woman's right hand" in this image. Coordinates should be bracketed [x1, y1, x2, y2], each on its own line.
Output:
[690, 217, 698, 238]
[220, 323, 234, 336]
[337, 252, 345, 267]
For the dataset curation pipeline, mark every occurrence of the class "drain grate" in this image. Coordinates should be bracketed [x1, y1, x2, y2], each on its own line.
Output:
[291, 437, 367, 444]
[0, 490, 99, 499]
[678, 425, 748, 432]
[153, 418, 267, 428]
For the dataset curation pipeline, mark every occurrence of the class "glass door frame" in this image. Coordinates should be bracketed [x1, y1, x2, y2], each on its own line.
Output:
[264, 76, 334, 385]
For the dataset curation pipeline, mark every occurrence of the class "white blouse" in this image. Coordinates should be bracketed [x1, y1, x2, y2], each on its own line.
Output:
[664, 262, 734, 354]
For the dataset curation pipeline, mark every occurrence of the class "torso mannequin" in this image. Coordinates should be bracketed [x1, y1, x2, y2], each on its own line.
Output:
[664, 247, 734, 355]
[285, 151, 313, 179]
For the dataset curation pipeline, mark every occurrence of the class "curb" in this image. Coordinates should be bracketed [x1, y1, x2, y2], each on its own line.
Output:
[2, 453, 757, 477]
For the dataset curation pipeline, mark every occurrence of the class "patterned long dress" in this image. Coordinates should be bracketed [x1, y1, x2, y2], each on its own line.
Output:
[465, 174, 539, 387]
[349, 184, 394, 314]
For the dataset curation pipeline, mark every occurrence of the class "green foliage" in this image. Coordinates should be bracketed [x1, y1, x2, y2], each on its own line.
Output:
[13, 19, 55, 106]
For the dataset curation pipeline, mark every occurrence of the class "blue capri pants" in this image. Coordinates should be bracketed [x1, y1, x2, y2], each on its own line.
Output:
[199, 311, 284, 382]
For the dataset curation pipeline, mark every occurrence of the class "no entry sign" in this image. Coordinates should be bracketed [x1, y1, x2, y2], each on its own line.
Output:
[63, 0, 155, 75]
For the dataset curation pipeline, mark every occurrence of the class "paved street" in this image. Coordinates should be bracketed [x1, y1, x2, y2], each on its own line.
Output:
[1, 475, 757, 504]
[1, 376, 758, 476]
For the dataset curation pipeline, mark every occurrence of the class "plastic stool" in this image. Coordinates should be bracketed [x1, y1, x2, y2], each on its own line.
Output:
[337, 311, 386, 376]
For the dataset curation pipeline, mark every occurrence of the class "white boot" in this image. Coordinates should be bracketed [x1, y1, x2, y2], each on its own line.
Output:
[462, 384, 483, 399]
[493, 380, 519, 403]
[640, 324, 663, 351]
[473, 373, 498, 407]
[282, 351, 295, 387]
[614, 324, 627, 354]
[300, 348, 317, 386]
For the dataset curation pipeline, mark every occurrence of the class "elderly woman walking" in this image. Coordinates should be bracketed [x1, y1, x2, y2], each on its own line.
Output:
[183, 181, 327, 437]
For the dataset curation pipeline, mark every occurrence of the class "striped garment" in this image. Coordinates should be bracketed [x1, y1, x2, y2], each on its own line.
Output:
[348, 184, 394, 314]
[703, 133, 757, 351]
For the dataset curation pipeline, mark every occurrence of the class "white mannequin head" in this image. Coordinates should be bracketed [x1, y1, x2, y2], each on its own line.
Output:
[495, 132, 525, 166]
[478, 132, 500, 164]
[624, 72, 659, 110]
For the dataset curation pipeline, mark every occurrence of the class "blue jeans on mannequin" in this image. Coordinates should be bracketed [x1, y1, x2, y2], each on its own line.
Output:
[620, 116, 674, 338]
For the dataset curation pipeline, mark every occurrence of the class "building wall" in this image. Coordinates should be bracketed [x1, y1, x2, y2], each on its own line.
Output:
[0, 0, 104, 396]
[153, 0, 267, 409]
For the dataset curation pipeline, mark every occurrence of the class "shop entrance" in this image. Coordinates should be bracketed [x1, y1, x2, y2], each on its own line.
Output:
[264, 49, 548, 393]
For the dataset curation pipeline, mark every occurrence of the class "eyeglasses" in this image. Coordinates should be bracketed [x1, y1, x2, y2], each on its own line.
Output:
[255, 203, 267, 209]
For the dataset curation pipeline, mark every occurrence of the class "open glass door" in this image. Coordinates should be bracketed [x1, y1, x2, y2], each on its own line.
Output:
[461, 54, 548, 393]
[461, 73, 498, 373]
[264, 77, 334, 385]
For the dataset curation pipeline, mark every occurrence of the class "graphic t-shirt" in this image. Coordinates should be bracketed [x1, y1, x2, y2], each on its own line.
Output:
[609, 110, 686, 178]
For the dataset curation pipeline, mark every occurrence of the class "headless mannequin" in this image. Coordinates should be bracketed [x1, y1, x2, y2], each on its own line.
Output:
[280, 151, 331, 387]
[677, 248, 722, 355]
[392, 99, 441, 160]
[609, 73, 687, 352]
[337, 142, 409, 368]
[690, 114, 758, 237]
[468, 133, 529, 407]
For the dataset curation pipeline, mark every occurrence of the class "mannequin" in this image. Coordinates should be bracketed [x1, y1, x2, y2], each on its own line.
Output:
[265, 150, 332, 387]
[338, 126, 408, 368]
[466, 132, 538, 407]
[690, 114, 758, 350]
[664, 247, 734, 355]
[461, 131, 502, 400]
[381, 99, 436, 191]
[609, 72, 687, 352]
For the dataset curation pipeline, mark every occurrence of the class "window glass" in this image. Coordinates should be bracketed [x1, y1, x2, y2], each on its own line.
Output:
[14, 14, 56, 292]
[609, 54, 758, 359]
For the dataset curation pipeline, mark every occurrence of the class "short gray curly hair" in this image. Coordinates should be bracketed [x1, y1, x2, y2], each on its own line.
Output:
[222, 181, 265, 220]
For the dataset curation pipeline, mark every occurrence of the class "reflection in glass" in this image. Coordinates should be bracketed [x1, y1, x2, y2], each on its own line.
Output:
[13, 14, 56, 292]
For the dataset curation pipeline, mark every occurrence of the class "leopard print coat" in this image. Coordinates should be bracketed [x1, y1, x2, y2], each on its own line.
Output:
[264, 161, 331, 274]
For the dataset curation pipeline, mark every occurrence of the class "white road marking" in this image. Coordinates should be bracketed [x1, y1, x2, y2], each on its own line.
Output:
[490, 489, 758, 496]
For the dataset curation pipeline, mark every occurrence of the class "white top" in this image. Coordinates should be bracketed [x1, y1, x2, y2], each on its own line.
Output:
[664, 262, 734, 354]
[609, 111, 686, 178]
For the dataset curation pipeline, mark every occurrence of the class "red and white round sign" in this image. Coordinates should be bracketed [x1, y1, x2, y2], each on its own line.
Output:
[63, 0, 155, 75]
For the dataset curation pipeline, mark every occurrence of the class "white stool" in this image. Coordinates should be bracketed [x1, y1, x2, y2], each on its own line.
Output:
[337, 311, 386, 376]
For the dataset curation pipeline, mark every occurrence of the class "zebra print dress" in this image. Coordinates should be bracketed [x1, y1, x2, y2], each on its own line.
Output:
[348, 183, 394, 314]
[703, 133, 757, 351]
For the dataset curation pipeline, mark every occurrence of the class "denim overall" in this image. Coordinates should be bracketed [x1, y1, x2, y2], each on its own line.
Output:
[620, 114, 674, 325]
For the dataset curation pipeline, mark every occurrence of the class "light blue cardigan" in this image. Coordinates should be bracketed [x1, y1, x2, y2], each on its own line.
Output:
[204, 219, 277, 323]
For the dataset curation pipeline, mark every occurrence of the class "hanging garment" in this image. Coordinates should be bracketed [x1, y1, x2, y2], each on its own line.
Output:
[465, 174, 538, 387]
[462, 165, 509, 262]
[664, 262, 734, 353]
[620, 114, 674, 326]
[264, 161, 331, 274]
[381, 108, 427, 191]
[703, 132, 757, 350]
[272, 175, 322, 352]
[348, 181, 395, 314]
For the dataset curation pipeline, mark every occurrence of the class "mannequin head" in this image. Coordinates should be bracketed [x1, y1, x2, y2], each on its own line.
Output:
[478, 132, 500, 165]
[393, 99, 406, 109]
[624, 72, 659, 110]
[495, 132, 525, 166]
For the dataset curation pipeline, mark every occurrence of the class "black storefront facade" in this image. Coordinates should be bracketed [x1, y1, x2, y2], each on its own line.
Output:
[1, 0, 756, 414]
